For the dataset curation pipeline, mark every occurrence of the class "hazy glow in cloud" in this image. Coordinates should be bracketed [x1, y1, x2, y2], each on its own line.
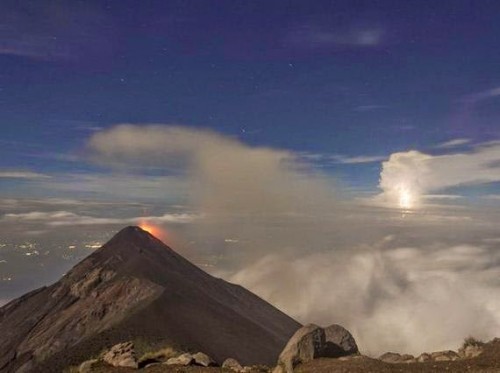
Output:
[380, 142, 500, 207]
[379, 150, 430, 208]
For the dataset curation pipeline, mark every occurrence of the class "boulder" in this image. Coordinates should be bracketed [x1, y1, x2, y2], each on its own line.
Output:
[379, 352, 402, 363]
[323, 324, 358, 357]
[379, 352, 415, 363]
[416, 353, 432, 362]
[192, 352, 216, 367]
[78, 358, 99, 373]
[338, 355, 364, 361]
[103, 341, 138, 368]
[165, 353, 194, 366]
[273, 324, 326, 373]
[459, 344, 483, 358]
[431, 350, 460, 362]
[222, 358, 244, 371]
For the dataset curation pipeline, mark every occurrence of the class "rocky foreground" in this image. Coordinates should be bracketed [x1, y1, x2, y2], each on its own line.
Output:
[70, 325, 500, 373]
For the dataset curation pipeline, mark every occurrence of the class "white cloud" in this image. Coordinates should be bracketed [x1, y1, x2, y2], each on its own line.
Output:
[300, 153, 386, 165]
[334, 155, 387, 164]
[39, 173, 188, 200]
[0, 171, 50, 179]
[436, 138, 471, 148]
[2, 211, 198, 226]
[424, 194, 463, 200]
[227, 241, 500, 356]
[482, 195, 500, 200]
[88, 124, 335, 216]
[379, 142, 500, 207]
[463, 86, 500, 104]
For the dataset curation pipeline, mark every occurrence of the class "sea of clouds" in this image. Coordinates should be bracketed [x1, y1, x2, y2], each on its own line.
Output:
[2, 124, 500, 356]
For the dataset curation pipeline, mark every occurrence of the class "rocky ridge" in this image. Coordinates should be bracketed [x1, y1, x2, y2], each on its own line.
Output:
[0, 226, 300, 372]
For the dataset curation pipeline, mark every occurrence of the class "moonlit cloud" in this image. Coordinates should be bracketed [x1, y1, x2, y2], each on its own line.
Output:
[1, 211, 197, 226]
[300, 153, 387, 165]
[227, 240, 500, 356]
[334, 155, 387, 164]
[0, 171, 51, 179]
[379, 142, 500, 207]
[288, 25, 385, 48]
[462, 86, 500, 104]
[436, 138, 471, 148]
[88, 124, 335, 216]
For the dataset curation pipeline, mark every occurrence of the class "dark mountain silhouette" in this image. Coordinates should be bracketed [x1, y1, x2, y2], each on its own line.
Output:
[0, 226, 301, 372]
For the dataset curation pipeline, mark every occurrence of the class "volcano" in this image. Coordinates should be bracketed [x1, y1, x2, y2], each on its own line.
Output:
[0, 226, 300, 372]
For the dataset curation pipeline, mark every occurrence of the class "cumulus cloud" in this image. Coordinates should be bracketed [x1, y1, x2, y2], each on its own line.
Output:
[226, 240, 500, 356]
[379, 142, 500, 207]
[88, 124, 335, 216]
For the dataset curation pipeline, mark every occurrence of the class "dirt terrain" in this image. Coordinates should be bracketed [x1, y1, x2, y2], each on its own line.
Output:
[296, 338, 500, 373]
[83, 339, 500, 372]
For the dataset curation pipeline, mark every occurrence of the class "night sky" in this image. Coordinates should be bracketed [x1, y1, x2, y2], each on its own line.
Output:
[2, 0, 500, 355]
[2, 0, 500, 192]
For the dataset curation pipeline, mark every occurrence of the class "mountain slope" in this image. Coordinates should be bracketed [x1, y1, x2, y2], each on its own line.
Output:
[0, 226, 301, 372]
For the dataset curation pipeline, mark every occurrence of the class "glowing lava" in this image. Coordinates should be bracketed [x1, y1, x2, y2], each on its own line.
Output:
[138, 222, 165, 239]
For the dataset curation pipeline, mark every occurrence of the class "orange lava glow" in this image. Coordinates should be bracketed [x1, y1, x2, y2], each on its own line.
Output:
[138, 222, 166, 240]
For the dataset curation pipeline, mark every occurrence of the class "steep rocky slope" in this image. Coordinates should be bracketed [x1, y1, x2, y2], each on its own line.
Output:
[0, 226, 300, 372]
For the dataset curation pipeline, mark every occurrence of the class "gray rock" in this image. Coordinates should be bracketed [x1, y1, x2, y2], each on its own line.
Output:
[400, 354, 415, 362]
[165, 353, 194, 366]
[379, 352, 402, 363]
[273, 324, 326, 373]
[222, 358, 244, 371]
[78, 358, 99, 373]
[459, 344, 483, 358]
[102, 341, 138, 368]
[338, 355, 364, 361]
[192, 352, 216, 367]
[379, 352, 415, 363]
[431, 350, 460, 361]
[323, 324, 358, 357]
[416, 353, 432, 362]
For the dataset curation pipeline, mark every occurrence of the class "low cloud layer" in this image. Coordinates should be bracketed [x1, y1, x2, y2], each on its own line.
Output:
[227, 239, 500, 356]
[2, 211, 196, 227]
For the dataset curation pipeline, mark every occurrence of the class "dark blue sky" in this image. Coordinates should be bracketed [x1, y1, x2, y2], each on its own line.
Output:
[1, 0, 500, 192]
